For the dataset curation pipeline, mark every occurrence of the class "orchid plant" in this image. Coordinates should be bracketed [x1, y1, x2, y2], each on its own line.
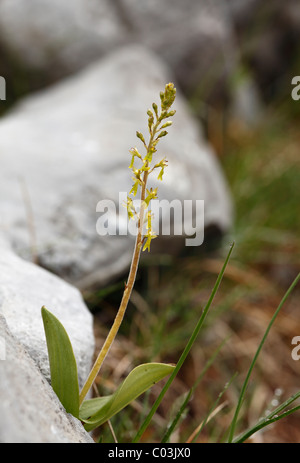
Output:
[42, 83, 177, 432]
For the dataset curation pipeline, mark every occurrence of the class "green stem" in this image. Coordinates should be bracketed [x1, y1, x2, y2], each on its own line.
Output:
[79, 126, 158, 406]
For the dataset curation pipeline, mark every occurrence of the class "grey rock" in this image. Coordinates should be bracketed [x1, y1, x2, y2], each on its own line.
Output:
[114, 0, 236, 104]
[0, 46, 233, 289]
[0, 0, 124, 72]
[0, 314, 94, 443]
[0, 0, 236, 105]
[0, 245, 95, 388]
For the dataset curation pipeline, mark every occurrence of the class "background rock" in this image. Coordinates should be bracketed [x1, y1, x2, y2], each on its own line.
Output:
[0, 0, 236, 108]
[0, 46, 233, 289]
[0, 315, 94, 443]
[0, 245, 95, 387]
[0, 1, 299, 115]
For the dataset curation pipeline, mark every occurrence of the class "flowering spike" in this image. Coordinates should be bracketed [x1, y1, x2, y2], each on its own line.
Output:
[128, 83, 175, 243]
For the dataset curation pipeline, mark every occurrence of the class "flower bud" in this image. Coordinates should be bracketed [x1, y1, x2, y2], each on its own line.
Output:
[136, 131, 146, 147]
[156, 130, 168, 139]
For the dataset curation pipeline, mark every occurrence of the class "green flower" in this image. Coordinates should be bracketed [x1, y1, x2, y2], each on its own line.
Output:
[130, 169, 143, 196]
[153, 158, 168, 181]
[129, 147, 142, 169]
[144, 187, 158, 207]
[125, 196, 136, 220]
[143, 230, 157, 252]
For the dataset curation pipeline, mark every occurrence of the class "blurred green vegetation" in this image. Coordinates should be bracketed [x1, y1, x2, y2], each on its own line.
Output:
[224, 103, 300, 271]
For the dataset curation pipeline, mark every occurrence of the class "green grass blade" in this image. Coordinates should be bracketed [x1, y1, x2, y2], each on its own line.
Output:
[233, 390, 300, 443]
[161, 337, 229, 443]
[227, 272, 300, 443]
[132, 242, 235, 443]
[80, 363, 175, 431]
[162, 390, 193, 444]
[41, 306, 80, 418]
[189, 373, 236, 443]
[234, 406, 300, 443]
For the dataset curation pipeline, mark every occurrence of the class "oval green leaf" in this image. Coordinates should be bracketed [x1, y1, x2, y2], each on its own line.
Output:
[41, 306, 80, 418]
[80, 362, 175, 431]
